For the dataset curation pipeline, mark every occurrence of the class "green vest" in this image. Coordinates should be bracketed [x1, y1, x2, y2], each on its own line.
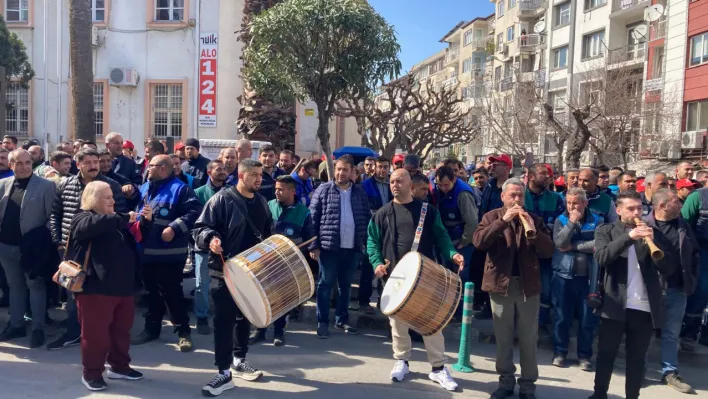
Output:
[268, 199, 310, 244]
[588, 190, 613, 219]
[195, 183, 219, 205]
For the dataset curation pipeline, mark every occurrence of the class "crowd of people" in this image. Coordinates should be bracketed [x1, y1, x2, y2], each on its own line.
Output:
[0, 132, 706, 399]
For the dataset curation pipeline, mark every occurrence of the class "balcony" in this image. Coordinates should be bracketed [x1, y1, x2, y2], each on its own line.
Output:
[470, 37, 488, 50]
[499, 77, 513, 91]
[443, 77, 459, 88]
[488, 18, 495, 32]
[517, 33, 546, 52]
[518, 0, 547, 19]
[649, 20, 666, 41]
[462, 84, 487, 101]
[607, 42, 646, 68]
[610, 0, 649, 19]
[445, 47, 460, 65]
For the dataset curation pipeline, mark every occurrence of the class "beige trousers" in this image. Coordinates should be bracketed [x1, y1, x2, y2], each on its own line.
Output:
[389, 317, 447, 367]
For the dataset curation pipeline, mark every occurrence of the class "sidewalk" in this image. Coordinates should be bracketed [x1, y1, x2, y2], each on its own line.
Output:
[0, 308, 706, 398]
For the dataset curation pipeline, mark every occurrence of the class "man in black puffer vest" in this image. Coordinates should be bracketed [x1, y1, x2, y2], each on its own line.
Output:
[47, 148, 127, 351]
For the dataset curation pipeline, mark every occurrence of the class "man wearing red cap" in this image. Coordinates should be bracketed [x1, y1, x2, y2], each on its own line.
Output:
[676, 179, 700, 204]
[175, 142, 187, 162]
[392, 154, 405, 170]
[479, 154, 511, 217]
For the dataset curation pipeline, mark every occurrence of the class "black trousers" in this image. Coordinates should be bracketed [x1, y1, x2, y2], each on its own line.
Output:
[141, 262, 191, 336]
[594, 309, 654, 399]
[470, 249, 489, 309]
[212, 277, 251, 371]
[358, 253, 374, 307]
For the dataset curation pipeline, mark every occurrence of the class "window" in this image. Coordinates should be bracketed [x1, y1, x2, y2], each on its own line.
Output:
[497, 0, 505, 16]
[509, 0, 517, 8]
[507, 26, 514, 42]
[690, 33, 708, 67]
[553, 46, 568, 68]
[686, 100, 708, 132]
[151, 83, 184, 138]
[5, 0, 29, 22]
[581, 81, 603, 104]
[93, 82, 105, 138]
[464, 30, 474, 46]
[92, 0, 105, 22]
[584, 0, 606, 10]
[462, 58, 472, 73]
[497, 33, 503, 48]
[155, 0, 184, 22]
[651, 46, 664, 79]
[462, 86, 472, 99]
[418, 66, 429, 80]
[582, 31, 605, 59]
[429, 61, 439, 75]
[554, 2, 571, 27]
[5, 83, 29, 136]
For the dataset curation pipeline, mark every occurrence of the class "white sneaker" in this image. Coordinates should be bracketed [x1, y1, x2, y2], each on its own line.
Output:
[429, 367, 458, 391]
[390, 360, 409, 382]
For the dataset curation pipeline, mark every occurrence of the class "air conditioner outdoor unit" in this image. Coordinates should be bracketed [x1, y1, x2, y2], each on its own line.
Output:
[109, 67, 139, 87]
[681, 130, 703, 149]
[91, 25, 99, 47]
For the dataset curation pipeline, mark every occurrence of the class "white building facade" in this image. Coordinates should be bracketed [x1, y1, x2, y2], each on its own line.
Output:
[3, 0, 248, 149]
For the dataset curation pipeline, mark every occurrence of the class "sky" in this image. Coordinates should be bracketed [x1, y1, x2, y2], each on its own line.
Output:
[369, 0, 495, 73]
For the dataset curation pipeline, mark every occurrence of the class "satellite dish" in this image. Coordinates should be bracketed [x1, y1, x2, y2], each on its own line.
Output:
[644, 4, 664, 22]
[533, 20, 546, 34]
[632, 25, 648, 40]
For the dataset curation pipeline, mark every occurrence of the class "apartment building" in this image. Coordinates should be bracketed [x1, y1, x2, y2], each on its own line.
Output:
[1, 0, 358, 158]
[681, 0, 708, 157]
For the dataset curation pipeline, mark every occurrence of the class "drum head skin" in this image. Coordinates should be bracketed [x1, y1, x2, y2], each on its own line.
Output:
[224, 258, 270, 327]
[380, 252, 422, 315]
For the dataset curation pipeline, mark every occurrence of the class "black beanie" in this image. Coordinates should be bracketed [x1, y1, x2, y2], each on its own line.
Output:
[185, 138, 200, 150]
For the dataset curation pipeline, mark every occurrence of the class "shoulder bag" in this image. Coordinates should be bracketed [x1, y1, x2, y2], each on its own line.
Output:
[52, 232, 92, 293]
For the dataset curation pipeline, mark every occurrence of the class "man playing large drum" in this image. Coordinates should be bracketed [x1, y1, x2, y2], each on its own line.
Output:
[367, 169, 464, 392]
[193, 158, 271, 397]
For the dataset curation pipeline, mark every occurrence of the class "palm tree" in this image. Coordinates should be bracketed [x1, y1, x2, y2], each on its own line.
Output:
[69, 0, 95, 141]
[237, 0, 296, 151]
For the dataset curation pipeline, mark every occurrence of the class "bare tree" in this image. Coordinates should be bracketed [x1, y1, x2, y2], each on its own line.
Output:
[336, 74, 478, 160]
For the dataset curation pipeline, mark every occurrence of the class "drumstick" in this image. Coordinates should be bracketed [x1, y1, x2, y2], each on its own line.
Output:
[297, 236, 317, 249]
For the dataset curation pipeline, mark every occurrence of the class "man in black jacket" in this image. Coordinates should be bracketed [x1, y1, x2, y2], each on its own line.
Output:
[181, 138, 210, 188]
[193, 158, 270, 397]
[645, 189, 698, 393]
[591, 191, 676, 399]
[105, 132, 141, 185]
[47, 148, 128, 351]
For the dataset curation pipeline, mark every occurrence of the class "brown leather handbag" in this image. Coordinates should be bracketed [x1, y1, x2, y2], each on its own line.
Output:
[52, 233, 92, 293]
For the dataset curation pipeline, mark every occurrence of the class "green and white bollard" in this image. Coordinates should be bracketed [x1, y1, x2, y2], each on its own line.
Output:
[452, 282, 475, 373]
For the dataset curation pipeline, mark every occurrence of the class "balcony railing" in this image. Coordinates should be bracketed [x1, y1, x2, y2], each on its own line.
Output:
[612, 0, 649, 13]
[443, 77, 459, 87]
[649, 20, 666, 41]
[518, 33, 546, 51]
[446, 47, 460, 64]
[470, 37, 488, 49]
[519, 0, 546, 16]
[608, 42, 646, 64]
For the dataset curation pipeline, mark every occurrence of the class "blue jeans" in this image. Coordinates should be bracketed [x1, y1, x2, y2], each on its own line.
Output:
[661, 288, 687, 376]
[682, 248, 708, 340]
[539, 259, 553, 326]
[194, 252, 211, 319]
[551, 274, 598, 359]
[316, 249, 361, 326]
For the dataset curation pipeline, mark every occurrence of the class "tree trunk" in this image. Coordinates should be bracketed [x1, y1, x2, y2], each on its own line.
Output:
[316, 103, 334, 179]
[0, 66, 6, 137]
[69, 0, 95, 141]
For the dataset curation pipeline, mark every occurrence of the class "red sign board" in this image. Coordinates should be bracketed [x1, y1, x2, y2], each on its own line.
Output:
[199, 33, 218, 127]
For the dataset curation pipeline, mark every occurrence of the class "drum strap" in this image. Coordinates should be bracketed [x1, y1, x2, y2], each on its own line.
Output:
[225, 188, 264, 243]
[411, 202, 428, 253]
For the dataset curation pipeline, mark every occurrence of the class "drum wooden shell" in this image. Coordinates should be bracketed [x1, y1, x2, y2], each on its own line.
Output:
[381, 252, 462, 336]
[223, 235, 314, 328]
